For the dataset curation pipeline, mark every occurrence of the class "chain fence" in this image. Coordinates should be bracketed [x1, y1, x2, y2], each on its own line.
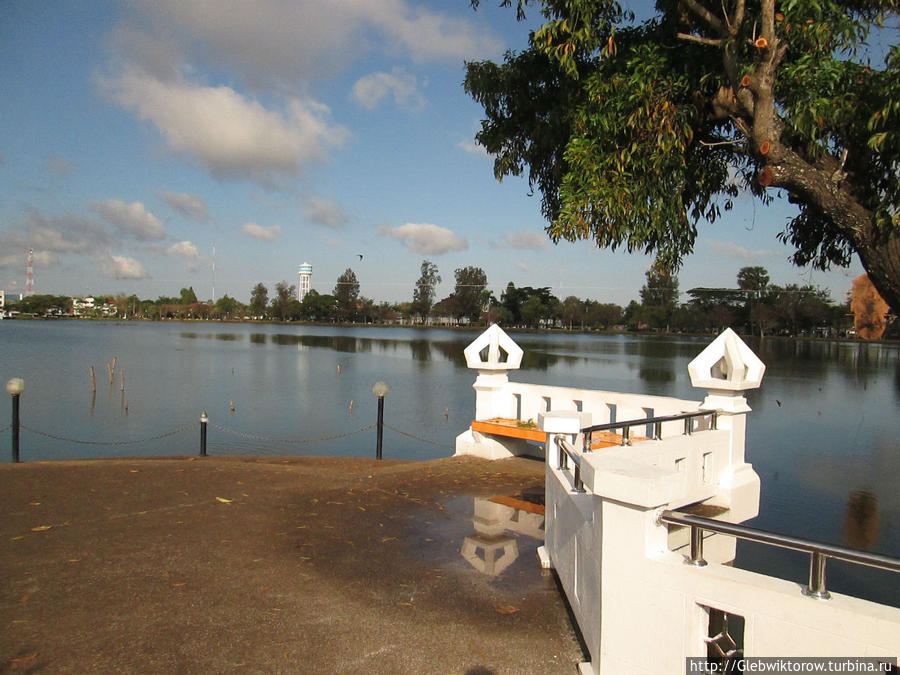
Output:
[382, 422, 455, 450]
[20, 423, 194, 446]
[7, 418, 453, 458]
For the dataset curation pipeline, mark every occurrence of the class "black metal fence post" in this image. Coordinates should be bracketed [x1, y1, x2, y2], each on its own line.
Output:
[376, 397, 384, 460]
[200, 411, 208, 457]
[11, 392, 20, 463]
[6, 378, 24, 463]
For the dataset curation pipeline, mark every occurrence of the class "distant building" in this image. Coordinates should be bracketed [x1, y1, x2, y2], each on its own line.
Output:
[298, 262, 313, 302]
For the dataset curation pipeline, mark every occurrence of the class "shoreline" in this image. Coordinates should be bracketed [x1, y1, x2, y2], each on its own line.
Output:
[4, 315, 897, 345]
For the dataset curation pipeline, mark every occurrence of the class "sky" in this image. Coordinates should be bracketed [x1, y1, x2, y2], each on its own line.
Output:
[0, 0, 866, 308]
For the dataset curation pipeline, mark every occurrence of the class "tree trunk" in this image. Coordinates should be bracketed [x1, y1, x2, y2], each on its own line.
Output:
[768, 151, 900, 313]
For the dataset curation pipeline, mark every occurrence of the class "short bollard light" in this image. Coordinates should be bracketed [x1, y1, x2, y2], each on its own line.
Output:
[372, 381, 389, 460]
[7, 378, 24, 463]
[200, 410, 208, 457]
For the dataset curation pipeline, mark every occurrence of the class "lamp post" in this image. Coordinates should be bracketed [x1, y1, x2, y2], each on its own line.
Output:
[6, 378, 24, 463]
[372, 381, 389, 460]
[199, 411, 208, 457]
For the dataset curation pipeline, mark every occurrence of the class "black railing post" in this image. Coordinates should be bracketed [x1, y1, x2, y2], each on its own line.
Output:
[376, 396, 384, 460]
[199, 411, 208, 457]
[6, 378, 24, 463]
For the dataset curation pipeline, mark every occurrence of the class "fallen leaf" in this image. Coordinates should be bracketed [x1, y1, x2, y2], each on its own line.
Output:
[11, 535, 24, 541]
[9, 653, 38, 665]
[30, 525, 52, 532]
[381, 537, 397, 543]
[495, 605, 519, 615]
[172, 582, 188, 588]
[215, 497, 233, 504]
[357, 506, 366, 511]
[68, 558, 81, 563]
[130, 470, 139, 473]
[29, 502, 40, 506]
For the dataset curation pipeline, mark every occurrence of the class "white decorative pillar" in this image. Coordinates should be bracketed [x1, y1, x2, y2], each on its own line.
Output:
[688, 328, 765, 518]
[454, 324, 525, 459]
[463, 324, 523, 421]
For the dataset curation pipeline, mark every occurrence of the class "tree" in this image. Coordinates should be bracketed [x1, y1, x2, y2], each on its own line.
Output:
[561, 295, 584, 329]
[453, 266, 488, 322]
[334, 268, 360, 320]
[639, 266, 679, 331]
[249, 283, 268, 318]
[214, 294, 242, 319]
[300, 289, 336, 321]
[272, 281, 295, 321]
[737, 266, 770, 336]
[467, 1, 900, 311]
[412, 260, 441, 319]
[179, 287, 198, 305]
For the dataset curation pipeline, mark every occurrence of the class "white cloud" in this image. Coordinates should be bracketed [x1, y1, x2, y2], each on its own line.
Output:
[115, 1, 500, 91]
[101, 255, 149, 280]
[493, 231, 548, 250]
[159, 191, 209, 222]
[103, 68, 348, 186]
[352, 68, 424, 110]
[241, 222, 282, 241]
[457, 139, 489, 157]
[707, 240, 778, 261]
[167, 240, 203, 270]
[379, 222, 468, 255]
[304, 196, 347, 229]
[91, 199, 166, 240]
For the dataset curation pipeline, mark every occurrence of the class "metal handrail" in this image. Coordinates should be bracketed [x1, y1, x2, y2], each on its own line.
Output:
[659, 510, 900, 600]
[554, 435, 585, 493]
[582, 410, 718, 449]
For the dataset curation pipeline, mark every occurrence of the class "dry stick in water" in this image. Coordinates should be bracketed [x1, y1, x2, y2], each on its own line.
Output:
[90, 365, 96, 392]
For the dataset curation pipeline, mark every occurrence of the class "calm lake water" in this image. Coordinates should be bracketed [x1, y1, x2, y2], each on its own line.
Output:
[1, 320, 898, 605]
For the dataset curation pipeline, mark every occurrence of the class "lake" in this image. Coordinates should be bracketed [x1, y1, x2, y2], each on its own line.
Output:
[1, 320, 898, 606]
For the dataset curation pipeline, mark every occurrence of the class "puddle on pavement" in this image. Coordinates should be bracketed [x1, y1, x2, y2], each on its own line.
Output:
[408, 486, 549, 594]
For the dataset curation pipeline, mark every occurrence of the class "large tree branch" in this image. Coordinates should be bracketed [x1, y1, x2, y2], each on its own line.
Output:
[681, 0, 726, 34]
[676, 32, 724, 47]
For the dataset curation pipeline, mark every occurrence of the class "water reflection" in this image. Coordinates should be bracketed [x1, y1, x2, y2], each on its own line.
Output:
[461, 495, 545, 576]
[843, 490, 879, 550]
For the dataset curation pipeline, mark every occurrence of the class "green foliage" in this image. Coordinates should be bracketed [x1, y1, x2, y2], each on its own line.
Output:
[334, 268, 361, 320]
[249, 283, 268, 318]
[467, 0, 900, 309]
[412, 260, 441, 317]
[453, 266, 488, 321]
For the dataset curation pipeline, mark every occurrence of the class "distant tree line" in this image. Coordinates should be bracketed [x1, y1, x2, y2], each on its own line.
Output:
[5, 262, 893, 338]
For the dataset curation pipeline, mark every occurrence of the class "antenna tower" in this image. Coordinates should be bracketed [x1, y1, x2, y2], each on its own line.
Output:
[25, 249, 34, 295]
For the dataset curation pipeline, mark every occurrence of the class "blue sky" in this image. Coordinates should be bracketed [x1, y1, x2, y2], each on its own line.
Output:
[0, 0, 865, 307]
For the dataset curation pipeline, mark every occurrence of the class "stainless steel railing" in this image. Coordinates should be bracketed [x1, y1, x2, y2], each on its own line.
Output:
[659, 510, 900, 600]
[554, 435, 585, 493]
[581, 410, 718, 450]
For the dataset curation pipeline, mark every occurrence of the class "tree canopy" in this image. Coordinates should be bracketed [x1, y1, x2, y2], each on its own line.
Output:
[466, 0, 900, 310]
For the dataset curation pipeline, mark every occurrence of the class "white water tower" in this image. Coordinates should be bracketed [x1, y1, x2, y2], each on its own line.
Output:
[298, 262, 313, 301]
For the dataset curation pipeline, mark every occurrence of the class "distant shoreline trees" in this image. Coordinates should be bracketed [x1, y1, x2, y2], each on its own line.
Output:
[5, 263, 893, 338]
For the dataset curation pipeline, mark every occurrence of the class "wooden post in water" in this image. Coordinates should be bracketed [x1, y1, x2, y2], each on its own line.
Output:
[120, 369, 125, 392]
[90, 365, 96, 393]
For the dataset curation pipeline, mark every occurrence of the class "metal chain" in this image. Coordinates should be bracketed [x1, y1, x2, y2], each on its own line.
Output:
[20, 423, 194, 446]
[382, 422, 454, 449]
[210, 422, 376, 445]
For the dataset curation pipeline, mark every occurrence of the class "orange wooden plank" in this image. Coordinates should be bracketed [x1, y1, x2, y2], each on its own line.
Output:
[471, 418, 546, 442]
